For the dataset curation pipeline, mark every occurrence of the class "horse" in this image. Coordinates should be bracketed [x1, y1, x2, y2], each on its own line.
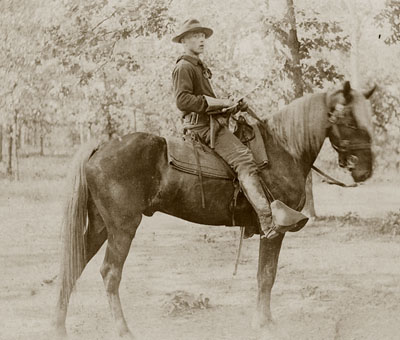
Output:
[54, 81, 375, 338]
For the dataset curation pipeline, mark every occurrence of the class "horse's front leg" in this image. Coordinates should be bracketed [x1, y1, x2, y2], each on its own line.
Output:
[254, 233, 285, 328]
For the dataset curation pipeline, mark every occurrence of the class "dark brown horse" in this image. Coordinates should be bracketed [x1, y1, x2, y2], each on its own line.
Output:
[54, 82, 375, 338]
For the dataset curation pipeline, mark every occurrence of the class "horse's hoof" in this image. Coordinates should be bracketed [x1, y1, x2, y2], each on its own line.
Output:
[251, 312, 273, 330]
[53, 326, 67, 339]
[119, 330, 136, 340]
[258, 322, 290, 340]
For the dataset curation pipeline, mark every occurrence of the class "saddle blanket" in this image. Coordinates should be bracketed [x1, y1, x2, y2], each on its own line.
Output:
[166, 124, 269, 180]
[166, 137, 233, 180]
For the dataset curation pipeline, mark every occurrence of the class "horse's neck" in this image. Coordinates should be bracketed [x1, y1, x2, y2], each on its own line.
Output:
[267, 92, 330, 176]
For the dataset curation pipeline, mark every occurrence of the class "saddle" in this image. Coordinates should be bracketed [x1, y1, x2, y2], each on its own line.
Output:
[167, 120, 269, 180]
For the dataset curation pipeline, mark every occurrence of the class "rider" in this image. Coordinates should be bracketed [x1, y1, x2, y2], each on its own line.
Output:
[172, 19, 279, 239]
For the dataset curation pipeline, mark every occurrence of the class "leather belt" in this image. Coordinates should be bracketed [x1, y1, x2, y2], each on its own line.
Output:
[183, 112, 209, 129]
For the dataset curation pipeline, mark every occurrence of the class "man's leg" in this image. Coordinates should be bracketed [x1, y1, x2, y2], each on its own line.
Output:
[213, 125, 278, 239]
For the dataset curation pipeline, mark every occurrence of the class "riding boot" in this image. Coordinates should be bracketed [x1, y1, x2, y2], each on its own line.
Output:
[239, 174, 280, 239]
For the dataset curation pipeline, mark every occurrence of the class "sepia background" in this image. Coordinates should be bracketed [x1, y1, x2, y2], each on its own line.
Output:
[1, 0, 399, 339]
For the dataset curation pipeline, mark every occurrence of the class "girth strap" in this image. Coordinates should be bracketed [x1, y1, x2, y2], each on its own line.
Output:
[192, 138, 206, 209]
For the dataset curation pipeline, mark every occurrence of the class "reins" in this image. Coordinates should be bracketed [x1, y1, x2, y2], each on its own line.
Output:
[311, 165, 357, 187]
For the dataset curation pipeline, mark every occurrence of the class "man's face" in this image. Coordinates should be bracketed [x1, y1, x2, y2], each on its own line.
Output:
[181, 31, 206, 56]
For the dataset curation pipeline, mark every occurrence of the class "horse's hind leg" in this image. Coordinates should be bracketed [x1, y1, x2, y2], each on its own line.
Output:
[100, 212, 141, 339]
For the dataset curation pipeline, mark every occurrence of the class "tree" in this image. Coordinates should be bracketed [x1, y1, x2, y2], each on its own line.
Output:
[375, 0, 400, 46]
[43, 0, 176, 140]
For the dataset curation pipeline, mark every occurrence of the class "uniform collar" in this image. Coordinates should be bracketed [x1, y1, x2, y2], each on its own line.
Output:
[177, 55, 203, 66]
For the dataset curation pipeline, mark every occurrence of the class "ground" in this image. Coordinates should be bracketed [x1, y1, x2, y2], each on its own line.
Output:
[0, 156, 399, 340]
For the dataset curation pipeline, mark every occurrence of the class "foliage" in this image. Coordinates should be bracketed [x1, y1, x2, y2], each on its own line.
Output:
[42, 0, 176, 139]
[368, 70, 400, 170]
[375, 0, 400, 45]
[261, 5, 348, 97]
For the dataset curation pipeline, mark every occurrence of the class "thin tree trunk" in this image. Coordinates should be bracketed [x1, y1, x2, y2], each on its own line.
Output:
[7, 125, 13, 175]
[106, 112, 113, 140]
[286, 0, 304, 98]
[13, 112, 19, 180]
[39, 125, 44, 157]
[40, 135, 44, 156]
[286, 0, 316, 216]
[33, 120, 38, 147]
[17, 122, 22, 150]
[0, 124, 3, 162]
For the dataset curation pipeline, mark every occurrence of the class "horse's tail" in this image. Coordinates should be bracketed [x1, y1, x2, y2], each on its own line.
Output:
[58, 140, 99, 305]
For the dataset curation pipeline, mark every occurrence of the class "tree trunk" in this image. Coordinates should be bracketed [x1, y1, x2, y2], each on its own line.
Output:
[40, 135, 44, 156]
[0, 124, 3, 162]
[38, 120, 44, 156]
[106, 112, 113, 140]
[17, 122, 22, 150]
[7, 125, 13, 175]
[13, 112, 19, 180]
[33, 120, 38, 147]
[286, 0, 304, 98]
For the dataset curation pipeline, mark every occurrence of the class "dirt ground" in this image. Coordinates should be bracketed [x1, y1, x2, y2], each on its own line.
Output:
[1, 166, 399, 340]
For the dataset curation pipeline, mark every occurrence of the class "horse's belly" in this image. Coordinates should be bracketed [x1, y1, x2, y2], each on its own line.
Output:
[149, 169, 256, 227]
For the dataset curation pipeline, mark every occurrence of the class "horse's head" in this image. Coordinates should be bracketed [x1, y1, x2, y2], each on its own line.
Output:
[326, 81, 375, 182]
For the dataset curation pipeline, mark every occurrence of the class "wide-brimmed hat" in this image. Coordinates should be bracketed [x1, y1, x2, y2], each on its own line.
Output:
[172, 19, 213, 43]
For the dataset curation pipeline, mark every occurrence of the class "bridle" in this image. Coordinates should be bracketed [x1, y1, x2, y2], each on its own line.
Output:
[327, 103, 371, 169]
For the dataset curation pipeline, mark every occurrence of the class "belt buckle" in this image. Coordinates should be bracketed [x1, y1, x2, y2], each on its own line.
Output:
[190, 113, 199, 125]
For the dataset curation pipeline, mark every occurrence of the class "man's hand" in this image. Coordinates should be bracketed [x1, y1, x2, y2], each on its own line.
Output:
[205, 96, 236, 112]
[223, 97, 236, 108]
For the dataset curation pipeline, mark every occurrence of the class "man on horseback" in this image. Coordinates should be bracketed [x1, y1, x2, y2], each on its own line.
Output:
[171, 19, 279, 239]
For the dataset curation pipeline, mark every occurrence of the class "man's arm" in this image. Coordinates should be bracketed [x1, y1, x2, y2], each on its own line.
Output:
[172, 65, 207, 113]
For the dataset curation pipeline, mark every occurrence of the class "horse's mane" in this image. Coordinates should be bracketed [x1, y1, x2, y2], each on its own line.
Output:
[266, 92, 328, 161]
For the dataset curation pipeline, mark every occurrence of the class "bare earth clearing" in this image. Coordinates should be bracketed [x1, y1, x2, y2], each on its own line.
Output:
[0, 157, 399, 340]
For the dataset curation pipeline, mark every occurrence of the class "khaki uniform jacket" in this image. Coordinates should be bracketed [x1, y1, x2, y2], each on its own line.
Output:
[172, 55, 216, 117]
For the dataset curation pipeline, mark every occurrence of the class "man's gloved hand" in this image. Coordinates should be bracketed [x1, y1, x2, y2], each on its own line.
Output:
[222, 97, 236, 107]
[204, 95, 236, 112]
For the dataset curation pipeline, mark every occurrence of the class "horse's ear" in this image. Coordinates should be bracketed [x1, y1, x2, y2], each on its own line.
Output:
[343, 81, 352, 103]
[363, 85, 376, 99]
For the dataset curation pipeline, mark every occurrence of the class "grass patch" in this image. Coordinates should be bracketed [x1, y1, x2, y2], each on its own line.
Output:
[163, 290, 210, 316]
[313, 211, 400, 236]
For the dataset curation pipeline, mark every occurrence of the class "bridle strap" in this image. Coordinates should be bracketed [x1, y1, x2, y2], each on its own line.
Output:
[311, 165, 357, 187]
[328, 108, 371, 154]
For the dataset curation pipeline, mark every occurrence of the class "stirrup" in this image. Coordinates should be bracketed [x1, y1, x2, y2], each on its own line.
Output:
[270, 200, 309, 232]
[260, 200, 309, 240]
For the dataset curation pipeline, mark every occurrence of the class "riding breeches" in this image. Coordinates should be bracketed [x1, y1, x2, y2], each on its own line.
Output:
[188, 122, 259, 180]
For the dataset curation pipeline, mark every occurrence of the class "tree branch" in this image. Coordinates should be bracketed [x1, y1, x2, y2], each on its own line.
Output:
[91, 10, 117, 32]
